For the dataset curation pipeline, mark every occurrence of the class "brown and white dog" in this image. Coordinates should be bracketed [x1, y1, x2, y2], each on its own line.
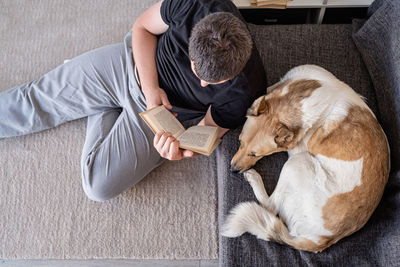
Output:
[221, 65, 390, 252]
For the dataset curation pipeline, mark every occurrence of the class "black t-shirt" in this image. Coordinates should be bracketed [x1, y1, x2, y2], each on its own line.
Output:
[157, 0, 267, 129]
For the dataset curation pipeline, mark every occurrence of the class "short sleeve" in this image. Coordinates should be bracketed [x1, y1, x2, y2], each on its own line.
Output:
[160, 0, 194, 25]
[210, 97, 251, 129]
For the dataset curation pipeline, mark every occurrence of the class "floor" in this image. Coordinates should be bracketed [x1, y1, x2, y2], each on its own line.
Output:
[0, 259, 218, 267]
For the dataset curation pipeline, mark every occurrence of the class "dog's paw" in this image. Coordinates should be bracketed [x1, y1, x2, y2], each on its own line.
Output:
[243, 168, 261, 182]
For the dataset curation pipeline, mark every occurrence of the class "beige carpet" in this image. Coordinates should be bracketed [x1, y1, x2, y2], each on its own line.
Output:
[0, 0, 218, 259]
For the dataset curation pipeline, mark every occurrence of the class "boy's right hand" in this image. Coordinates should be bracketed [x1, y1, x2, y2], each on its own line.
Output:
[143, 87, 172, 110]
[154, 131, 195, 161]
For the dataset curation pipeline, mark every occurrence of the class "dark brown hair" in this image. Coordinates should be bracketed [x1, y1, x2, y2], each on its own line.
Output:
[188, 12, 253, 83]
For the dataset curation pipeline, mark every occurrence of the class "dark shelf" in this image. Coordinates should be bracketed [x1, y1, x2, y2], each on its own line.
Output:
[239, 7, 368, 25]
[322, 7, 368, 24]
[239, 8, 318, 25]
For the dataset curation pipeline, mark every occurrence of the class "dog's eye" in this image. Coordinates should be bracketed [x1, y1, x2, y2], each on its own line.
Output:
[248, 152, 257, 157]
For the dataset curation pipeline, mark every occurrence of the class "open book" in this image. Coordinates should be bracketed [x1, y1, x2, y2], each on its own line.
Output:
[140, 105, 221, 156]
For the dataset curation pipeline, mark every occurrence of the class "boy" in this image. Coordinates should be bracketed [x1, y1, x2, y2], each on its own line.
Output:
[0, 0, 266, 201]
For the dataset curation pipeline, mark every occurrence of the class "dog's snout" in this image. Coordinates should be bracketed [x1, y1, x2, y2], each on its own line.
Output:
[230, 164, 240, 173]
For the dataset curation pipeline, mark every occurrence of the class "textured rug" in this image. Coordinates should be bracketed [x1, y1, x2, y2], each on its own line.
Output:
[0, 0, 218, 259]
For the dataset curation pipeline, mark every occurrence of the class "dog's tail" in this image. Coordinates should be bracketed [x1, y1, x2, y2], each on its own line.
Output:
[221, 201, 323, 252]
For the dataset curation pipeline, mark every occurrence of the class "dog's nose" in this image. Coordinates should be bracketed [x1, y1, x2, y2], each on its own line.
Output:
[230, 165, 240, 173]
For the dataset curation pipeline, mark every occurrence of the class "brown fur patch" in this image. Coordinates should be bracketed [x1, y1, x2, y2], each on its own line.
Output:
[288, 79, 323, 96]
[265, 80, 291, 97]
[308, 106, 390, 247]
[266, 79, 322, 140]
[266, 79, 321, 99]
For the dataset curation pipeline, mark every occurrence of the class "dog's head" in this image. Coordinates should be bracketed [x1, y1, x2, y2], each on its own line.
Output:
[231, 95, 298, 172]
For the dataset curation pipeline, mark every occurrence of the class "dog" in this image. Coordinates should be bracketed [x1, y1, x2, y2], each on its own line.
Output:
[221, 65, 390, 252]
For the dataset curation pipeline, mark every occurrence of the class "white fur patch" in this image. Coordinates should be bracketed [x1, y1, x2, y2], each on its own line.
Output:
[316, 154, 363, 194]
[270, 152, 363, 243]
[283, 65, 373, 129]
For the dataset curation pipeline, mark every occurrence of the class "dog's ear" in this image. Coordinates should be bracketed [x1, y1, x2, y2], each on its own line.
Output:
[247, 96, 268, 116]
[274, 123, 294, 147]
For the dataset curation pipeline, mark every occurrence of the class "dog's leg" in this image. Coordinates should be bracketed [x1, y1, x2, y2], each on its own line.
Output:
[244, 169, 277, 215]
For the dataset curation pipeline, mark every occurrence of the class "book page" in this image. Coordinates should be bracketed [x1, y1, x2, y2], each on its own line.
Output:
[177, 125, 218, 152]
[140, 106, 185, 138]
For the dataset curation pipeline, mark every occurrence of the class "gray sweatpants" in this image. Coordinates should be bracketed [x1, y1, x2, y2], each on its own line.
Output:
[0, 31, 202, 201]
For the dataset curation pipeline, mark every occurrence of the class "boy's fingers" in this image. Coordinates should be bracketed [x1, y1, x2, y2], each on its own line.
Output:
[161, 94, 172, 110]
[162, 136, 175, 153]
[170, 141, 181, 160]
[182, 149, 195, 158]
[160, 133, 171, 146]
[154, 131, 163, 147]
[154, 131, 169, 148]
[154, 132, 195, 160]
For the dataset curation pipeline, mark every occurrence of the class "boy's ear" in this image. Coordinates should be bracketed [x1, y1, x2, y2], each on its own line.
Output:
[274, 123, 294, 147]
[247, 96, 268, 116]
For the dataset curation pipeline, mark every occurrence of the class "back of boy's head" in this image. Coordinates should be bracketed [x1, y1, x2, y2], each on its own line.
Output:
[189, 12, 253, 83]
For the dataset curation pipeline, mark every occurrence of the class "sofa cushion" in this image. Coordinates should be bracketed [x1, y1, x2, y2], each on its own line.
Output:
[218, 22, 400, 266]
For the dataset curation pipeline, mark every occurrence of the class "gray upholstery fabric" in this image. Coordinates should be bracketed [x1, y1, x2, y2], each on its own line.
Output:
[353, 0, 400, 168]
[367, 0, 385, 16]
[218, 20, 400, 266]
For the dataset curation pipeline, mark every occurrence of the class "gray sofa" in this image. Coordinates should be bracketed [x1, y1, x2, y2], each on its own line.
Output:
[218, 0, 400, 266]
